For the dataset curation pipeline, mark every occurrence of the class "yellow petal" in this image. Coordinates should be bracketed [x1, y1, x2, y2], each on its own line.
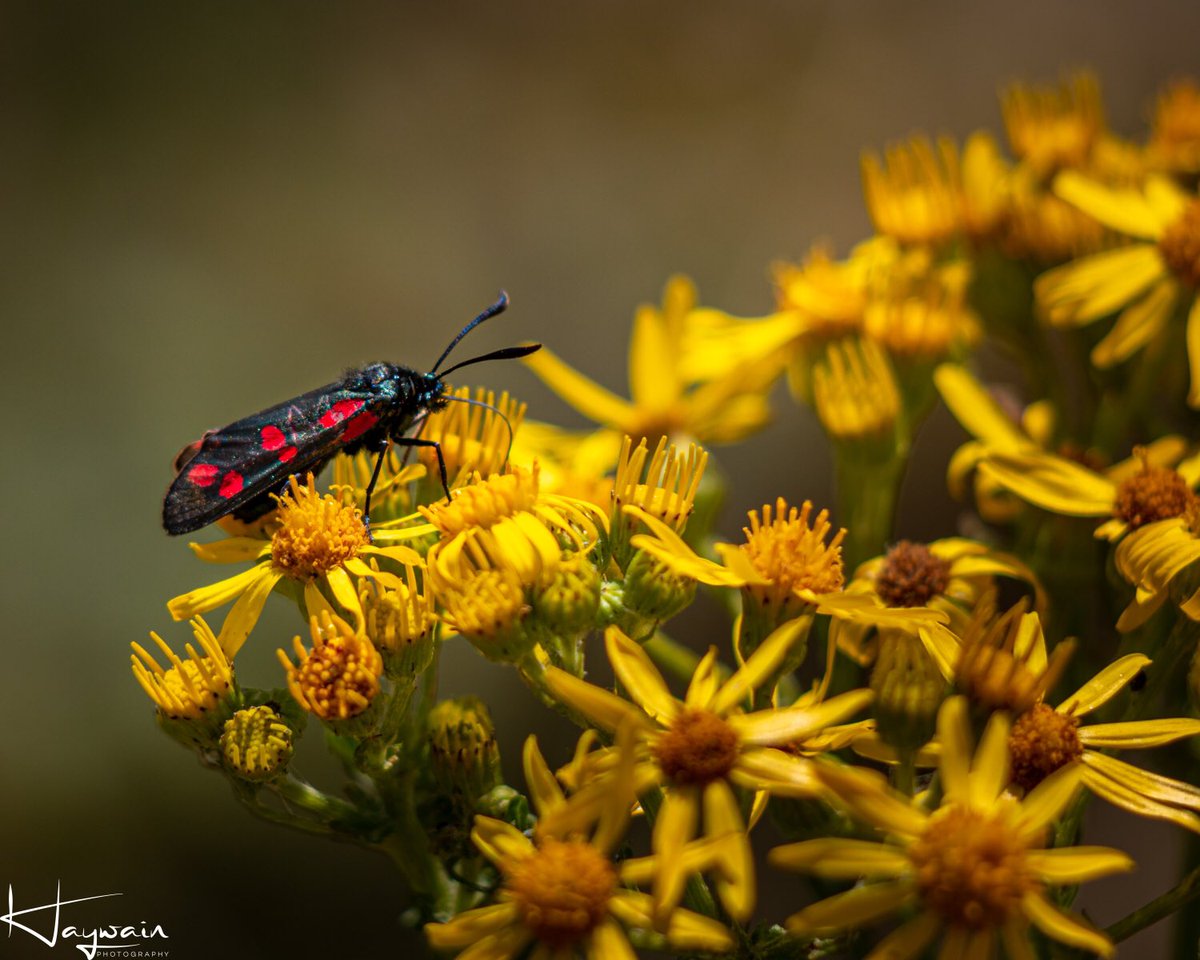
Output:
[629, 304, 679, 413]
[704, 781, 754, 921]
[1014, 764, 1083, 842]
[769, 838, 910, 879]
[1188, 294, 1200, 409]
[1025, 847, 1134, 883]
[471, 817, 535, 867]
[1036, 244, 1165, 327]
[606, 627, 681, 725]
[934, 363, 1027, 448]
[710, 616, 811, 715]
[1054, 171, 1167, 239]
[1082, 761, 1200, 833]
[651, 787, 699, 926]
[937, 696, 972, 803]
[1021, 891, 1114, 958]
[423, 902, 522, 949]
[167, 564, 271, 620]
[1083, 751, 1200, 809]
[587, 919, 636, 960]
[970, 711, 1011, 807]
[728, 689, 874, 746]
[189, 537, 271, 563]
[523, 345, 637, 430]
[542, 666, 649, 734]
[456, 926, 531, 960]
[217, 568, 284, 658]
[1057, 653, 1151, 717]
[608, 891, 734, 953]
[1000, 920, 1038, 960]
[628, 506, 750, 587]
[1090, 278, 1177, 367]
[684, 646, 721, 709]
[815, 761, 927, 837]
[979, 451, 1115, 516]
[1080, 717, 1200, 748]
[731, 748, 821, 798]
[784, 881, 914, 936]
[522, 736, 564, 819]
[867, 913, 941, 960]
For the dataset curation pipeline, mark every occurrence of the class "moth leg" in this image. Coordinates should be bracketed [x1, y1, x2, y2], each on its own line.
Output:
[397, 414, 429, 470]
[362, 437, 391, 542]
[391, 437, 451, 503]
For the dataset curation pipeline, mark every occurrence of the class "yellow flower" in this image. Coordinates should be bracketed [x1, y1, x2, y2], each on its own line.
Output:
[862, 259, 981, 363]
[861, 136, 964, 247]
[1035, 172, 1200, 404]
[979, 442, 1199, 541]
[220, 705, 293, 781]
[1008, 654, 1200, 833]
[1113, 495, 1200, 628]
[960, 131, 1012, 242]
[131, 616, 234, 723]
[167, 476, 423, 658]
[419, 464, 606, 588]
[609, 435, 707, 569]
[507, 420, 617, 507]
[522, 274, 782, 446]
[331, 450, 424, 527]
[1003, 172, 1110, 264]
[626, 501, 947, 637]
[770, 697, 1132, 959]
[834, 538, 1043, 678]
[1148, 79, 1200, 174]
[424, 729, 733, 959]
[812, 338, 899, 443]
[544, 620, 872, 925]
[278, 610, 383, 727]
[1002, 71, 1105, 176]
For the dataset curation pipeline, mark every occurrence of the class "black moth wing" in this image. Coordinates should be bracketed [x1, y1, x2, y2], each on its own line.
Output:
[162, 379, 391, 535]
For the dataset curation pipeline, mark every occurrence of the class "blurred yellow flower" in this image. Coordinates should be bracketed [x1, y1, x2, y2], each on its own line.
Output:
[522, 274, 782, 447]
[861, 136, 964, 247]
[1148, 78, 1200, 174]
[1036, 172, 1200, 403]
[1002, 71, 1105, 175]
[1113, 494, 1200, 629]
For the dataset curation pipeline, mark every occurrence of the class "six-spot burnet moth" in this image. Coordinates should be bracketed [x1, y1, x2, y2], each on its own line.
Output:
[162, 292, 539, 536]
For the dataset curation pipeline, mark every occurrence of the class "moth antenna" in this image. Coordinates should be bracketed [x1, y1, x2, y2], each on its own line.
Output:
[441, 394, 522, 469]
[437, 342, 540, 379]
[430, 292, 510, 374]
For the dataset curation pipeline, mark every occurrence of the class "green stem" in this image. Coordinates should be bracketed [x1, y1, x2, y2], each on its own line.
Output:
[834, 451, 905, 572]
[1108, 853, 1200, 945]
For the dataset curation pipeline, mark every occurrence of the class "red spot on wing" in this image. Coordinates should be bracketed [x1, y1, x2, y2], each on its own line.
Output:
[341, 410, 380, 443]
[261, 425, 286, 451]
[319, 399, 365, 428]
[219, 471, 244, 498]
[279, 446, 298, 463]
[189, 463, 219, 487]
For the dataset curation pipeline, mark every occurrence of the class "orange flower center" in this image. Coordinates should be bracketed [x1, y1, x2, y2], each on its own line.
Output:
[909, 806, 1036, 929]
[506, 838, 616, 949]
[653, 709, 740, 786]
[270, 478, 366, 580]
[1114, 453, 1191, 528]
[289, 627, 382, 721]
[1159, 201, 1200, 288]
[875, 541, 951, 607]
[1009, 703, 1083, 792]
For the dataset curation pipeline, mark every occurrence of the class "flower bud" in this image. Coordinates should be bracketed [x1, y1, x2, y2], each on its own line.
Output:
[870, 630, 944, 754]
[221, 705, 294, 781]
[428, 697, 503, 805]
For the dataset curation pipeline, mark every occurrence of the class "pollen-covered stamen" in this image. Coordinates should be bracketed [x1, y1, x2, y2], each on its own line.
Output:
[1159, 201, 1200, 289]
[439, 568, 530, 645]
[1114, 448, 1192, 529]
[1185, 493, 1200, 536]
[652, 709, 740, 786]
[505, 838, 617, 949]
[875, 541, 951, 607]
[280, 612, 382, 721]
[420, 465, 541, 537]
[742, 499, 846, 607]
[613, 435, 708, 532]
[909, 806, 1037, 929]
[1009, 703, 1083, 793]
[269, 476, 367, 580]
[130, 618, 233, 721]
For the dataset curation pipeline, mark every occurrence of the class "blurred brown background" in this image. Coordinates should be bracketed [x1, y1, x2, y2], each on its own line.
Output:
[4, 2, 1199, 957]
